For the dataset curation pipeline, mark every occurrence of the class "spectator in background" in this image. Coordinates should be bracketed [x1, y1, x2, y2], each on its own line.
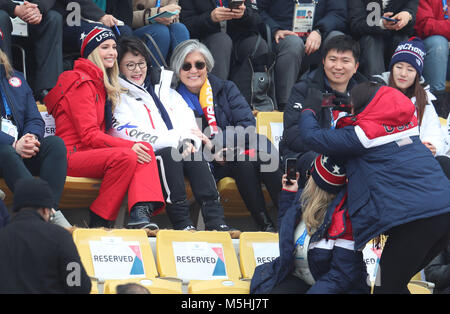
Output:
[57, 0, 132, 60]
[0, 0, 63, 103]
[0, 178, 91, 293]
[116, 282, 150, 294]
[111, 36, 233, 232]
[251, 155, 369, 294]
[279, 35, 366, 188]
[179, 0, 267, 82]
[170, 40, 282, 232]
[131, 0, 189, 66]
[0, 28, 70, 228]
[44, 25, 165, 229]
[414, 0, 450, 118]
[257, 0, 348, 110]
[424, 238, 450, 294]
[348, 0, 419, 78]
[372, 37, 450, 178]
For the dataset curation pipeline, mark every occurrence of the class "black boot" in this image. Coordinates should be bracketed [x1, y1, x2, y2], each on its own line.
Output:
[89, 210, 114, 228]
[127, 202, 158, 230]
[432, 90, 449, 118]
[253, 211, 277, 232]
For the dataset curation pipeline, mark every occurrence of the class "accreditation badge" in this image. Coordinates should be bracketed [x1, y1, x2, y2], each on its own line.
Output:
[1, 118, 18, 141]
[292, 2, 316, 37]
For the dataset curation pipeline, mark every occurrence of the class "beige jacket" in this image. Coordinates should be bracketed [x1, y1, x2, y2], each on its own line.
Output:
[132, 0, 180, 28]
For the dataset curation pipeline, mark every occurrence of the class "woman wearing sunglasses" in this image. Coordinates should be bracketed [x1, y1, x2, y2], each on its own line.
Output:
[110, 36, 234, 231]
[170, 39, 282, 232]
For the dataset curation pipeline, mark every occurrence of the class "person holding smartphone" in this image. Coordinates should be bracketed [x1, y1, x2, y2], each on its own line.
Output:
[179, 0, 267, 81]
[251, 155, 369, 294]
[348, 0, 418, 77]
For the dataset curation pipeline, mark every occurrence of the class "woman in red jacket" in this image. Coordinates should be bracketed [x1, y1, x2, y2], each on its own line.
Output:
[414, 0, 450, 117]
[44, 25, 164, 229]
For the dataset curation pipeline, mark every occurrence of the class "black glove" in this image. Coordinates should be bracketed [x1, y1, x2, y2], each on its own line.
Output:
[302, 87, 323, 116]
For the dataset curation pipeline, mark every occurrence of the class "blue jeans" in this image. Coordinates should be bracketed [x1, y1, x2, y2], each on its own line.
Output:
[423, 35, 450, 92]
[133, 22, 189, 66]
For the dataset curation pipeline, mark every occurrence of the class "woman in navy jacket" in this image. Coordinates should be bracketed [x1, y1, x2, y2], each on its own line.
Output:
[0, 36, 67, 217]
[251, 154, 369, 294]
[171, 39, 282, 232]
[299, 81, 450, 293]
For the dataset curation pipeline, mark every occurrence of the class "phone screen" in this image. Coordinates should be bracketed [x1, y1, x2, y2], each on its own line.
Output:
[285, 158, 297, 185]
[229, 1, 244, 9]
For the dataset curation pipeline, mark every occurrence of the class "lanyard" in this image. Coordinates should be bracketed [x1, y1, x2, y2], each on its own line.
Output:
[0, 85, 11, 117]
[443, 0, 449, 19]
[295, 227, 308, 249]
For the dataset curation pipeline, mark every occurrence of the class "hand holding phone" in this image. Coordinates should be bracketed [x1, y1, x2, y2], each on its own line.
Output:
[285, 158, 298, 186]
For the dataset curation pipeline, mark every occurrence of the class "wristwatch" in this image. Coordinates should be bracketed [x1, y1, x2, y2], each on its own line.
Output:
[313, 28, 322, 37]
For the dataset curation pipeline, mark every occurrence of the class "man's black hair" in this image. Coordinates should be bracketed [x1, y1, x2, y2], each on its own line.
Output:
[323, 35, 360, 63]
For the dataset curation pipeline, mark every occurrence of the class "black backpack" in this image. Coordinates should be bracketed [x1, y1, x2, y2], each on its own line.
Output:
[230, 33, 277, 112]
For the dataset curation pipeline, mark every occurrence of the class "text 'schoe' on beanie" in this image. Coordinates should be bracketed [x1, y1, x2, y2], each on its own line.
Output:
[13, 178, 54, 212]
[389, 37, 426, 76]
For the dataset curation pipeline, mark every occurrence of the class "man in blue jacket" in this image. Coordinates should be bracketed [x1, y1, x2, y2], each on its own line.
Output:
[257, 0, 348, 110]
[279, 34, 367, 187]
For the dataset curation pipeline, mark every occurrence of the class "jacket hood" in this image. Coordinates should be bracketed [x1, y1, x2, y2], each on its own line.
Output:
[44, 58, 104, 114]
[338, 86, 419, 148]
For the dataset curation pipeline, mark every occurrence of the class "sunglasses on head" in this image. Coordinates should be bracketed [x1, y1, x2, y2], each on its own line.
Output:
[182, 61, 206, 71]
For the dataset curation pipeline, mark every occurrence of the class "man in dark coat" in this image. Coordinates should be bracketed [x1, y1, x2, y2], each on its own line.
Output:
[256, 0, 348, 110]
[348, 0, 419, 77]
[279, 35, 367, 187]
[0, 178, 91, 293]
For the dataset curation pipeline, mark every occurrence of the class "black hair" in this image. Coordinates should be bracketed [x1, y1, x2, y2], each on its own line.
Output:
[116, 283, 150, 294]
[350, 81, 382, 115]
[323, 35, 360, 63]
[117, 36, 151, 67]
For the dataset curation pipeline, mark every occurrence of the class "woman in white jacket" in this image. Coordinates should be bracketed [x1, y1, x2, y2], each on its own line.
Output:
[110, 36, 233, 231]
[372, 37, 450, 178]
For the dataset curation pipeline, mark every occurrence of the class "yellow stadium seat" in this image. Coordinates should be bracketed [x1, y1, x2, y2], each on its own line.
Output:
[156, 230, 245, 293]
[256, 111, 284, 147]
[103, 277, 182, 294]
[408, 282, 432, 294]
[239, 232, 279, 280]
[72, 228, 162, 293]
[188, 279, 250, 294]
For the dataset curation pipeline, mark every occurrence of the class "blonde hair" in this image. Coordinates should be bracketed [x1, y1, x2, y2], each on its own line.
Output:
[0, 50, 14, 79]
[300, 177, 337, 235]
[87, 48, 121, 110]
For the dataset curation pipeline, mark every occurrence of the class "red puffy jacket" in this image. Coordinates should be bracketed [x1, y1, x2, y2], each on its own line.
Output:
[44, 58, 134, 154]
[415, 0, 450, 40]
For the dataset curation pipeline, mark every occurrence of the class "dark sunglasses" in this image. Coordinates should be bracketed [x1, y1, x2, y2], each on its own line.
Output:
[181, 61, 206, 71]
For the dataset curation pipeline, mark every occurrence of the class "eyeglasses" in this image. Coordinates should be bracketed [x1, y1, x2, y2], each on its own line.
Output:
[181, 61, 206, 71]
[124, 61, 147, 71]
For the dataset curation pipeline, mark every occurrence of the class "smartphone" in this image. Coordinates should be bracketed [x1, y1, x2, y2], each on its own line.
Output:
[381, 16, 399, 23]
[285, 158, 297, 185]
[321, 92, 336, 107]
[229, 0, 244, 9]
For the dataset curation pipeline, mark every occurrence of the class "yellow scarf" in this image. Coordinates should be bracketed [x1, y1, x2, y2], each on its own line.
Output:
[199, 78, 218, 136]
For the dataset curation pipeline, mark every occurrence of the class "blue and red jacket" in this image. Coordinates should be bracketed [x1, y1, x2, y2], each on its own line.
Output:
[250, 189, 370, 294]
[299, 86, 450, 250]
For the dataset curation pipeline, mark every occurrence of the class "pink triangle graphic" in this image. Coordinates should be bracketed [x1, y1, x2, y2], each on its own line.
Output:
[371, 247, 382, 259]
[211, 247, 224, 262]
[129, 245, 142, 260]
